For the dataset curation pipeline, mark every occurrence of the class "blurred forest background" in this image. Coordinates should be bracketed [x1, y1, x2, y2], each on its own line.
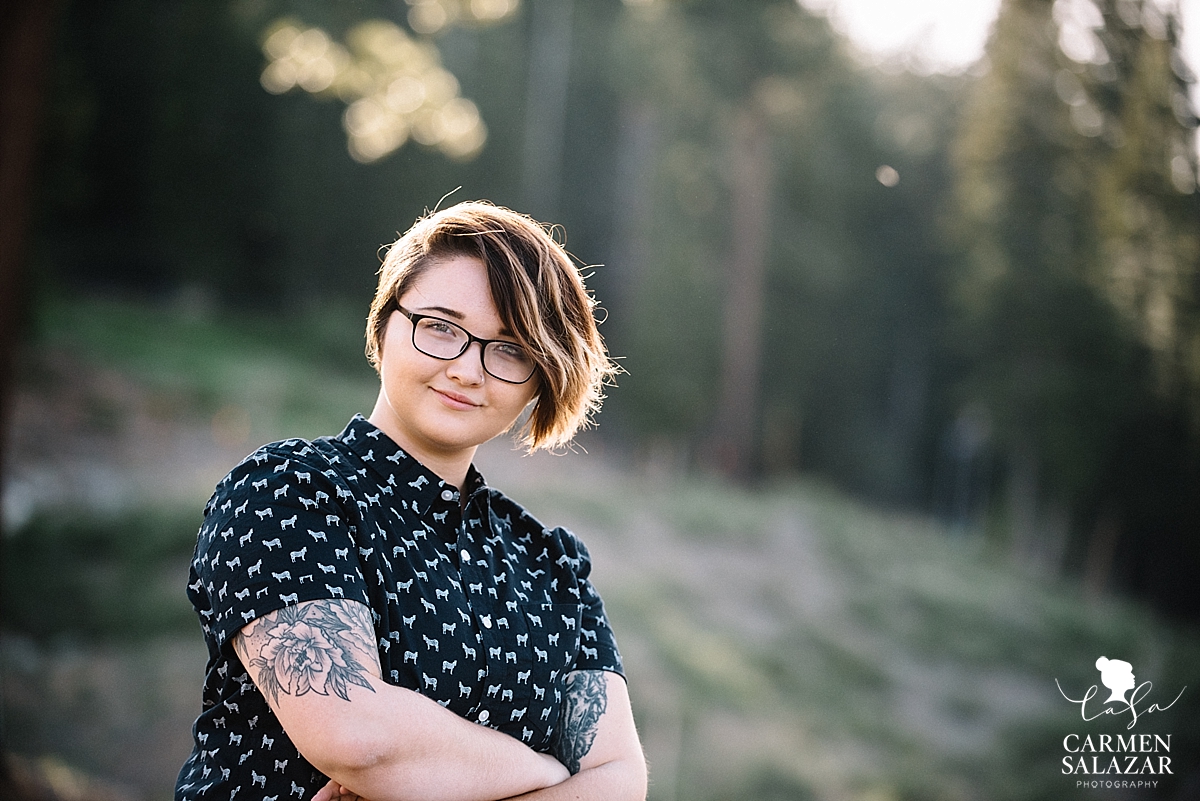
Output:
[2, 0, 1200, 799]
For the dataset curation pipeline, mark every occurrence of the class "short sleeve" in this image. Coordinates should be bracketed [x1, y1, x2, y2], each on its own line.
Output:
[552, 527, 624, 676]
[192, 444, 370, 646]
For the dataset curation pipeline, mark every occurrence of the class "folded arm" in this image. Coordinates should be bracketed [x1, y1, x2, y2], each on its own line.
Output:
[233, 599, 569, 801]
[506, 669, 646, 801]
[316, 669, 647, 801]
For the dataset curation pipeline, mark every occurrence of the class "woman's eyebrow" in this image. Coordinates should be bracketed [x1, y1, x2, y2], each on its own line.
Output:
[415, 304, 516, 337]
[415, 304, 465, 320]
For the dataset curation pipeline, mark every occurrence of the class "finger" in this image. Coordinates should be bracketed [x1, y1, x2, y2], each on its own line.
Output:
[312, 779, 339, 801]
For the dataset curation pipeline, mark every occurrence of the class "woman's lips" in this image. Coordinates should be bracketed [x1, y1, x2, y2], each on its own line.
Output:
[433, 387, 480, 410]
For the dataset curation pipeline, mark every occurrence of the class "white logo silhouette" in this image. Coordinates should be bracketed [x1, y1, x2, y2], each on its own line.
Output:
[1095, 656, 1137, 705]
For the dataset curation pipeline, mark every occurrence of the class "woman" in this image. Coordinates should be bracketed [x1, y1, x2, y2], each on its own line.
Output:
[175, 202, 646, 801]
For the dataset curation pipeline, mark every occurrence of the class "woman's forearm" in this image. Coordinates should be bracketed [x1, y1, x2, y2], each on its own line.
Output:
[501, 756, 647, 801]
[235, 601, 568, 801]
[295, 672, 569, 801]
[316, 752, 644, 801]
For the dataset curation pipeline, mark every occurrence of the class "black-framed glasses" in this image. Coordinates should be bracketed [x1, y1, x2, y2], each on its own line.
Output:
[397, 306, 537, 384]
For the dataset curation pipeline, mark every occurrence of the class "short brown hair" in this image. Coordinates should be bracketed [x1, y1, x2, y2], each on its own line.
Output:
[366, 201, 617, 451]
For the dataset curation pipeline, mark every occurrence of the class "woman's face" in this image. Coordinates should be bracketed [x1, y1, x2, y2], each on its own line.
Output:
[371, 255, 538, 471]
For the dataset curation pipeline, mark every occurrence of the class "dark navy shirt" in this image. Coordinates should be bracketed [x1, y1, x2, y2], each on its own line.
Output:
[175, 415, 623, 801]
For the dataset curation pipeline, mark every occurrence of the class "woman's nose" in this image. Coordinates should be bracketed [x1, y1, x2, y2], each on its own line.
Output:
[446, 341, 486, 384]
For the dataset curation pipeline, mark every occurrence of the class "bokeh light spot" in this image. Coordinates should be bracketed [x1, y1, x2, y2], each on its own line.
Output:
[387, 76, 427, 113]
[260, 59, 298, 94]
[260, 17, 492, 163]
[409, 1, 450, 35]
[1070, 103, 1104, 137]
[263, 24, 300, 60]
[471, 0, 517, 21]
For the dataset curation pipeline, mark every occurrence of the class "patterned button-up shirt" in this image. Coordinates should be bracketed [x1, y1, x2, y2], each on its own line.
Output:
[175, 415, 623, 800]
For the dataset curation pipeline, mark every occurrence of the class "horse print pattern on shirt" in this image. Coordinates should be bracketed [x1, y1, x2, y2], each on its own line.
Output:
[175, 415, 622, 801]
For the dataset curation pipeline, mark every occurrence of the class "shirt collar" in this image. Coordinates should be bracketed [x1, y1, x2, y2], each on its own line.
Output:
[334, 415, 490, 508]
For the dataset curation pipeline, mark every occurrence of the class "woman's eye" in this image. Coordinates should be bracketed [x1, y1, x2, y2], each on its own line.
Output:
[422, 320, 459, 338]
[491, 342, 528, 361]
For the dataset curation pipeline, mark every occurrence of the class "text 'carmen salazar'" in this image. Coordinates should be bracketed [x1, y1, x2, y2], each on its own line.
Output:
[1062, 733, 1173, 775]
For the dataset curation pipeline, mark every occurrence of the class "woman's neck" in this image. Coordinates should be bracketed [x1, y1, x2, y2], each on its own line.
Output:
[367, 398, 475, 490]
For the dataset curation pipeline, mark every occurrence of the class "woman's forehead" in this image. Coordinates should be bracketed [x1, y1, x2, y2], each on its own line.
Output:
[401, 255, 506, 329]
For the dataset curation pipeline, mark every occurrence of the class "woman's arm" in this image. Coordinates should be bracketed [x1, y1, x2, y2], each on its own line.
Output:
[233, 598, 569, 801]
[506, 670, 646, 801]
[316, 670, 647, 801]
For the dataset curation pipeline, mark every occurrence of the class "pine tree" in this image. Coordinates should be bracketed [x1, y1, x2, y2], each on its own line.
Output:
[951, 0, 1137, 566]
[1071, 0, 1200, 604]
[1083, 0, 1200, 417]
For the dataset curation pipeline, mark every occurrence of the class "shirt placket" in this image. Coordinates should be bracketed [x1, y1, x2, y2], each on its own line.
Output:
[430, 485, 492, 725]
[455, 491, 507, 727]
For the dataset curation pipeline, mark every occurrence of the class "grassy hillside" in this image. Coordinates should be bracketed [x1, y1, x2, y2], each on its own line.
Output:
[494, 463, 1200, 801]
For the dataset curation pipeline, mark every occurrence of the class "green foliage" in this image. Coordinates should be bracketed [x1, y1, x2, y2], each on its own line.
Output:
[951, 0, 1200, 482]
[948, 0, 1200, 614]
[35, 0, 531, 307]
[2, 508, 201, 640]
[30, 293, 379, 440]
[1083, 0, 1200, 407]
[953, 0, 1111, 475]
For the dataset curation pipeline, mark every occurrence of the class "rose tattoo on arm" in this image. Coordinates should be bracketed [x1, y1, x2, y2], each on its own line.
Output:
[234, 600, 378, 705]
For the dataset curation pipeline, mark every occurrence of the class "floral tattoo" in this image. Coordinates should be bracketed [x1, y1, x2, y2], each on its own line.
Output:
[551, 670, 608, 774]
[235, 600, 378, 705]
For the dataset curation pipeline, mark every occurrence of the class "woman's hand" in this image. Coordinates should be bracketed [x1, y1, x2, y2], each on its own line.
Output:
[313, 779, 363, 801]
[533, 752, 572, 786]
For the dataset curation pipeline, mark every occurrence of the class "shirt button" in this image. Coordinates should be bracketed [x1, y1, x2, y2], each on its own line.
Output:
[481, 616, 492, 628]
[478, 709, 490, 723]
[460, 549, 470, 562]
[441, 489, 455, 501]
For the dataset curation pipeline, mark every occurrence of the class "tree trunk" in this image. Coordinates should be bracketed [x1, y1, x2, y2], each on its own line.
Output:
[610, 97, 659, 336]
[709, 105, 771, 478]
[522, 0, 574, 219]
[1, 0, 60, 512]
[1084, 510, 1120, 598]
[1006, 441, 1039, 561]
[0, 0, 60, 771]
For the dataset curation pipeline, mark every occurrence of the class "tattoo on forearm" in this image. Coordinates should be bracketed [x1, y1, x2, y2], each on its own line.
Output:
[552, 671, 608, 774]
[234, 600, 378, 706]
